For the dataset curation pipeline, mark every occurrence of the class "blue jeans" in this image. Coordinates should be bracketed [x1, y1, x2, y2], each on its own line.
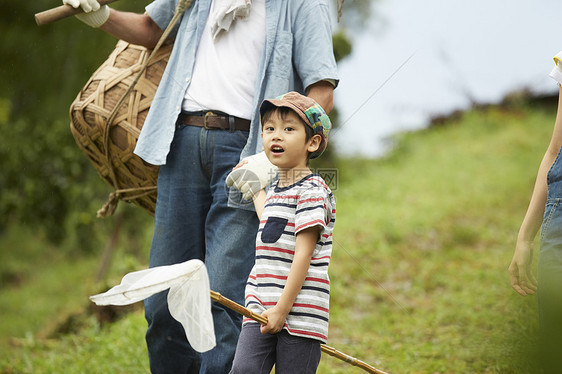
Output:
[539, 146, 562, 372]
[144, 124, 258, 374]
[230, 323, 321, 374]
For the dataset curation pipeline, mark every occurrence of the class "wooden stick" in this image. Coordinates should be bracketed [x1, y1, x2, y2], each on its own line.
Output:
[210, 291, 389, 374]
[35, 0, 119, 26]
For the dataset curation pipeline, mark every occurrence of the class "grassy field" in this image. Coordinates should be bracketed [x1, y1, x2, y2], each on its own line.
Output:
[0, 101, 555, 373]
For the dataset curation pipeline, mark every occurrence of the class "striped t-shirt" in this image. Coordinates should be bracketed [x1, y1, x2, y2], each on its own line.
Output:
[243, 173, 336, 343]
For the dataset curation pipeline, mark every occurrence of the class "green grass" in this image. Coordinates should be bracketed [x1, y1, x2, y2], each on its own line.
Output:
[0, 227, 98, 349]
[322, 106, 551, 373]
[0, 103, 555, 373]
[1, 312, 150, 374]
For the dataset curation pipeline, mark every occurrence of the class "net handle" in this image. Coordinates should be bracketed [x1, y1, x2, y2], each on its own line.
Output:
[35, 0, 119, 26]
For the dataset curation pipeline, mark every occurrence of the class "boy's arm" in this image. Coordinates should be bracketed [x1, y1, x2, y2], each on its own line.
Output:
[260, 226, 320, 334]
[252, 190, 266, 219]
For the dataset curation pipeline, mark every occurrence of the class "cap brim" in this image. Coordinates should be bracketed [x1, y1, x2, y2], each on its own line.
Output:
[259, 99, 309, 127]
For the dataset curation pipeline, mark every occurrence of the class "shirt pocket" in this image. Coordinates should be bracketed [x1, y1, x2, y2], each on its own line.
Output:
[260, 217, 288, 243]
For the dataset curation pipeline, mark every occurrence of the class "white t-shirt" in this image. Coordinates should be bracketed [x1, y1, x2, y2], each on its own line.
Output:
[182, 0, 266, 120]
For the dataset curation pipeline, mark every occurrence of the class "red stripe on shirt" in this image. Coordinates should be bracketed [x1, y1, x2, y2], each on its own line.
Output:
[312, 255, 331, 261]
[285, 327, 327, 341]
[305, 276, 330, 284]
[256, 246, 295, 255]
[245, 295, 263, 307]
[296, 219, 325, 232]
[308, 177, 329, 190]
[297, 197, 324, 204]
[257, 273, 287, 281]
[259, 220, 295, 227]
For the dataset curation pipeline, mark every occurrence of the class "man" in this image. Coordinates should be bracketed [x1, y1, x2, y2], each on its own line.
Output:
[63, 0, 339, 372]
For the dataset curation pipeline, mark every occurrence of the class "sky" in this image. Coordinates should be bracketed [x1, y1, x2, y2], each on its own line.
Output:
[333, 0, 562, 157]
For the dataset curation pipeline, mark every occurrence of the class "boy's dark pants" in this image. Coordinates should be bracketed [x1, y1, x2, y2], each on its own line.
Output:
[230, 323, 321, 374]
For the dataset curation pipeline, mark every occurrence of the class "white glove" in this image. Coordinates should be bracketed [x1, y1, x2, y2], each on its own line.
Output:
[226, 152, 278, 201]
[63, 0, 110, 28]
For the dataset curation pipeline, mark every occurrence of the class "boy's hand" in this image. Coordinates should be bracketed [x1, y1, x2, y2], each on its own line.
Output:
[226, 152, 278, 201]
[260, 306, 288, 334]
[63, 0, 110, 27]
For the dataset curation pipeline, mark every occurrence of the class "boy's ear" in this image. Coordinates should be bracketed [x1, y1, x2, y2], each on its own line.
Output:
[307, 134, 322, 154]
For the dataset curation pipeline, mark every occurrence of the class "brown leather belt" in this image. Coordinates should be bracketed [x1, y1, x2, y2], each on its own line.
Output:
[177, 111, 251, 131]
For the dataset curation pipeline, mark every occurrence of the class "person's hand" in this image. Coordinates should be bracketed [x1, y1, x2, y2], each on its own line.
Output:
[508, 239, 538, 296]
[260, 306, 287, 335]
[63, 0, 110, 27]
[226, 152, 278, 201]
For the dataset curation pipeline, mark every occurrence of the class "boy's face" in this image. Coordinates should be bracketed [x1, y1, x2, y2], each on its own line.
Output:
[261, 109, 320, 170]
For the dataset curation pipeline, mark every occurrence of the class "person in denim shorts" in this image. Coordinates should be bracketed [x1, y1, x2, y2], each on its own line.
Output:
[509, 51, 562, 372]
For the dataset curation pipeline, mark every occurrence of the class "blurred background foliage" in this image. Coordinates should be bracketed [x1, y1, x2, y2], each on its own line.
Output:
[0, 1, 149, 250]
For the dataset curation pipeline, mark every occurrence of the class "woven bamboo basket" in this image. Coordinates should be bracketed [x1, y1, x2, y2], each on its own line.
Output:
[70, 40, 173, 217]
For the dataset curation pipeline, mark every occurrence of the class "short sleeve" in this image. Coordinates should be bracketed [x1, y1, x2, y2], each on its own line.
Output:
[146, 0, 178, 31]
[294, 189, 329, 235]
[292, 0, 340, 90]
[549, 51, 562, 86]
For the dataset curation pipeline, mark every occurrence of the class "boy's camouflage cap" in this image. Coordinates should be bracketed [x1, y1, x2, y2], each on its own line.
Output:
[260, 91, 332, 158]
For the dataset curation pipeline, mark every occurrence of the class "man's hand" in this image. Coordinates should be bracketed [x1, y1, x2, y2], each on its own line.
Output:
[226, 152, 278, 201]
[63, 0, 110, 27]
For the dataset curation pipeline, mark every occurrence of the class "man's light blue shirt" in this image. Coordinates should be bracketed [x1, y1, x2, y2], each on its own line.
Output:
[135, 0, 339, 166]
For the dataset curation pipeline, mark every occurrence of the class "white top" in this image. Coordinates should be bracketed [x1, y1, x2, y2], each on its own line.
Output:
[549, 51, 562, 86]
[182, 0, 266, 120]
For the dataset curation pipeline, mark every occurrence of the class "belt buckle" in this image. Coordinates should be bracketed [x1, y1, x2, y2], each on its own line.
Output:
[203, 111, 219, 130]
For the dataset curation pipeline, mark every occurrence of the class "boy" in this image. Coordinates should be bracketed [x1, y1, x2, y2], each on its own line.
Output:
[229, 92, 336, 373]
